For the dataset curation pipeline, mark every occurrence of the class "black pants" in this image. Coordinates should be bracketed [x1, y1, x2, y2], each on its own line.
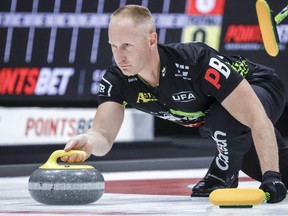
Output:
[200, 75, 288, 186]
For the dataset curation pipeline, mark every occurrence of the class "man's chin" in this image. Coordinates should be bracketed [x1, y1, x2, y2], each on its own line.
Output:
[121, 69, 136, 76]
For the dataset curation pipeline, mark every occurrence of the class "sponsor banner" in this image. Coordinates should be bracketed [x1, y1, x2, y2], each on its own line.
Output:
[0, 67, 105, 106]
[0, 107, 154, 145]
[0, 67, 74, 96]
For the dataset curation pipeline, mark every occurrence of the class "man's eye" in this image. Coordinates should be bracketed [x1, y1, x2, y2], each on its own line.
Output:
[122, 43, 130, 49]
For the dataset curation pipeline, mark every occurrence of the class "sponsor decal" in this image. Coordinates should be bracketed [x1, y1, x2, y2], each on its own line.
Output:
[152, 109, 205, 127]
[0, 67, 74, 95]
[98, 77, 112, 97]
[211, 130, 229, 171]
[161, 67, 167, 77]
[172, 91, 196, 102]
[128, 77, 138, 82]
[174, 63, 191, 80]
[226, 58, 249, 77]
[136, 92, 157, 103]
[204, 57, 230, 89]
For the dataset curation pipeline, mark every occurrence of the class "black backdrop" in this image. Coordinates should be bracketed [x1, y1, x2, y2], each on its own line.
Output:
[1, 0, 288, 136]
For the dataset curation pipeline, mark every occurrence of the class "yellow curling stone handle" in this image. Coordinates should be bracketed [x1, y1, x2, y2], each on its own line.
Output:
[39, 150, 94, 170]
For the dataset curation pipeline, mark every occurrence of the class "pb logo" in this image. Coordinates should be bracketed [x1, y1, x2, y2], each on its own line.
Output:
[204, 57, 230, 90]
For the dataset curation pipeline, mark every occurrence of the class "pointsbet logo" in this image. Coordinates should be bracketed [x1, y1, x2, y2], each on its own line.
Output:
[224, 25, 262, 43]
[25, 117, 93, 137]
[0, 67, 74, 95]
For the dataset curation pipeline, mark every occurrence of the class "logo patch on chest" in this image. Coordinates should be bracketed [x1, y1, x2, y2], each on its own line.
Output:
[136, 92, 157, 103]
[174, 63, 191, 80]
[172, 91, 196, 102]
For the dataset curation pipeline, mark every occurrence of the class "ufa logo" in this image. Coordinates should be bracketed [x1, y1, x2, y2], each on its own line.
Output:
[172, 91, 196, 102]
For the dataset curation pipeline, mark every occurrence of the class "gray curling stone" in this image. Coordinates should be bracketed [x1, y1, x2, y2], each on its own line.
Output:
[28, 150, 105, 205]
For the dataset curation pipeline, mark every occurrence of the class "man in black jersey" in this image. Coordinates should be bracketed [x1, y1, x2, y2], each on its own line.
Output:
[62, 5, 288, 203]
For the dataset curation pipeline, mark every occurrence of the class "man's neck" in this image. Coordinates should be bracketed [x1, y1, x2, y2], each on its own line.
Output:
[138, 49, 160, 88]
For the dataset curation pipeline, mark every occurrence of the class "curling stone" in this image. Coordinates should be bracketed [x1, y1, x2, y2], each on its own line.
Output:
[28, 150, 105, 205]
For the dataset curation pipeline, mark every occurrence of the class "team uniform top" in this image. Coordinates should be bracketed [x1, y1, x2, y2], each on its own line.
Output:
[98, 42, 278, 127]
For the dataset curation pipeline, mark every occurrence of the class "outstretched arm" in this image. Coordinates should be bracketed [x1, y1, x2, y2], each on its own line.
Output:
[61, 101, 124, 163]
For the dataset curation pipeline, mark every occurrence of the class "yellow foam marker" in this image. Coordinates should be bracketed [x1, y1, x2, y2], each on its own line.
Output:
[209, 188, 266, 207]
[256, 0, 279, 57]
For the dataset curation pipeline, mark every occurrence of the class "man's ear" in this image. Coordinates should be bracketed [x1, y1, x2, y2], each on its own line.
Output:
[149, 32, 158, 46]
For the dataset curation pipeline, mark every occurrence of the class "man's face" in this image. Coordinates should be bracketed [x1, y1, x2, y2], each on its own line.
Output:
[108, 17, 153, 76]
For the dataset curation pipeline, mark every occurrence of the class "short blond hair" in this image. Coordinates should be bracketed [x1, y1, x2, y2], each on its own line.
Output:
[110, 5, 156, 33]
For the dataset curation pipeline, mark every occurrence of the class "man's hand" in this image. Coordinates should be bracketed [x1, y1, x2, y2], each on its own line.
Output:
[61, 134, 94, 163]
[259, 171, 287, 203]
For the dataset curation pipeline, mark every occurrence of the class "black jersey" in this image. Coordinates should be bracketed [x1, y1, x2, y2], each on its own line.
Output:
[98, 42, 279, 127]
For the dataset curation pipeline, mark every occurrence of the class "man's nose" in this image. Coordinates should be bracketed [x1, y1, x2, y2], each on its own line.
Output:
[114, 49, 126, 63]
